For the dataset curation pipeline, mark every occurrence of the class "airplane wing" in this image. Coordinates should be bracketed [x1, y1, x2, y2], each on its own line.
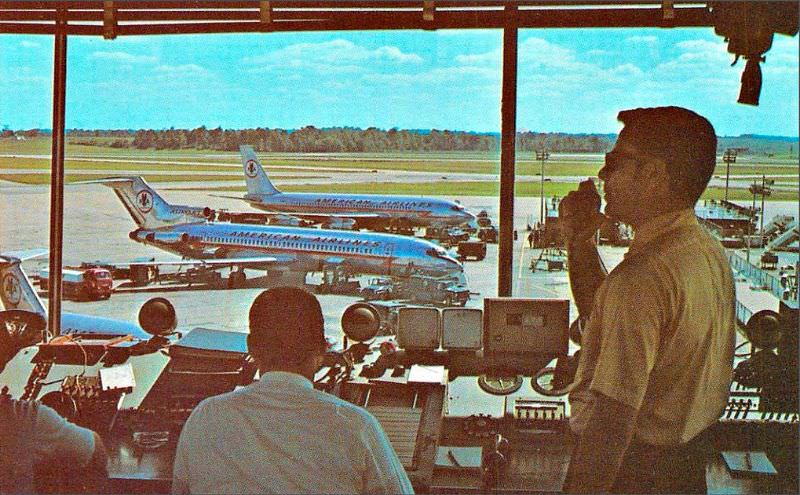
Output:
[209, 193, 250, 201]
[1, 248, 48, 262]
[119, 256, 280, 268]
[71, 177, 137, 186]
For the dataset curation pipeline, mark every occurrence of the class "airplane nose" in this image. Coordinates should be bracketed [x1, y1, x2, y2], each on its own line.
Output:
[450, 269, 468, 286]
[462, 212, 479, 230]
[443, 256, 465, 277]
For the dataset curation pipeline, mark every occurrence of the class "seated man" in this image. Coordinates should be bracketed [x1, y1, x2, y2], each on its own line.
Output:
[172, 287, 413, 494]
[0, 320, 108, 493]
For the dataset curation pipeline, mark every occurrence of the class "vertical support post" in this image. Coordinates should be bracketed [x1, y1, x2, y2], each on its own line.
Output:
[47, 11, 68, 341]
[760, 174, 766, 239]
[498, 4, 518, 297]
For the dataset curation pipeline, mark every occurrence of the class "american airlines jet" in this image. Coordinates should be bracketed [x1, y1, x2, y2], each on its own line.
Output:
[0, 249, 149, 339]
[83, 177, 467, 286]
[228, 146, 478, 231]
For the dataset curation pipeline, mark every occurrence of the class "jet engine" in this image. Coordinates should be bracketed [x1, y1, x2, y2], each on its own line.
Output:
[324, 217, 358, 230]
[133, 231, 190, 245]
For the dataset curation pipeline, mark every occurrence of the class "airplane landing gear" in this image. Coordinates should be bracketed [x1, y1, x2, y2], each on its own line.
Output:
[228, 270, 247, 289]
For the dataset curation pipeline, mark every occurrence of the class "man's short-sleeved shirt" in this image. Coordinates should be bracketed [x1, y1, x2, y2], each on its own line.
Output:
[172, 371, 414, 494]
[569, 208, 736, 446]
[34, 402, 96, 465]
[1, 399, 96, 491]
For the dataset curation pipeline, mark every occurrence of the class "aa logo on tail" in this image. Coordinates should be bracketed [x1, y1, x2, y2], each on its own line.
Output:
[245, 160, 258, 178]
[2, 272, 22, 307]
[136, 190, 154, 213]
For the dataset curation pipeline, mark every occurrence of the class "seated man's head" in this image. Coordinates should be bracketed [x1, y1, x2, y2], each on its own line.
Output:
[247, 287, 327, 378]
[599, 106, 717, 225]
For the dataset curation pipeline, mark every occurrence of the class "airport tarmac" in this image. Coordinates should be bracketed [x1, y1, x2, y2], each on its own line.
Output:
[1, 180, 604, 418]
[2, 179, 795, 418]
[1, 179, 795, 335]
[1, 180, 592, 333]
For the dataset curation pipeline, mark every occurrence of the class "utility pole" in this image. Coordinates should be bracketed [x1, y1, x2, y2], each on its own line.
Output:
[722, 148, 737, 201]
[536, 148, 549, 224]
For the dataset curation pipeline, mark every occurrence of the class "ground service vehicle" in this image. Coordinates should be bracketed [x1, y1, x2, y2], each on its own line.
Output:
[39, 267, 113, 301]
[457, 241, 487, 261]
[478, 226, 498, 243]
[360, 277, 395, 300]
[401, 275, 470, 306]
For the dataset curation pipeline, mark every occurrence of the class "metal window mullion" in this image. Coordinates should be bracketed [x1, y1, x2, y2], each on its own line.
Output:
[46, 9, 68, 341]
[498, 3, 517, 297]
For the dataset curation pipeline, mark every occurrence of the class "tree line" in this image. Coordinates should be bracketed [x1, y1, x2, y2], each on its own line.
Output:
[65, 126, 614, 153]
[12, 127, 794, 155]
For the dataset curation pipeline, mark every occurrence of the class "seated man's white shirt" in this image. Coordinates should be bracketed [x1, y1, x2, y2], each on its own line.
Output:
[35, 403, 96, 466]
[172, 371, 414, 494]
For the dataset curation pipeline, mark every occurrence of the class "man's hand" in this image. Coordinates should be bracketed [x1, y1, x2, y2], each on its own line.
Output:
[559, 180, 605, 246]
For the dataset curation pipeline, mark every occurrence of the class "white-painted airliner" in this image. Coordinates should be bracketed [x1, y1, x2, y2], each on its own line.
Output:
[0, 249, 150, 339]
[82, 177, 467, 286]
[223, 145, 478, 232]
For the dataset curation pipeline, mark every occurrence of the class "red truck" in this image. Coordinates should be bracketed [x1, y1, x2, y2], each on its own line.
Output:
[39, 267, 113, 301]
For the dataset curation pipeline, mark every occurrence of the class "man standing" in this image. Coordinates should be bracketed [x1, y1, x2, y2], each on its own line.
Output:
[172, 287, 413, 494]
[560, 107, 735, 493]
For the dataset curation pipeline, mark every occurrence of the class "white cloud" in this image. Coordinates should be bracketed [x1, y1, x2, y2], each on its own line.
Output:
[89, 51, 158, 64]
[19, 41, 40, 48]
[626, 35, 657, 46]
[654, 39, 735, 82]
[364, 65, 499, 85]
[765, 36, 800, 68]
[587, 49, 612, 57]
[455, 51, 499, 65]
[1, 74, 48, 85]
[519, 38, 584, 68]
[373, 46, 423, 63]
[245, 39, 422, 68]
[155, 63, 209, 77]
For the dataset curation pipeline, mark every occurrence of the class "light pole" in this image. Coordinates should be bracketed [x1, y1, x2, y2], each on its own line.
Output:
[746, 175, 773, 261]
[536, 148, 550, 224]
[759, 175, 773, 239]
[722, 148, 737, 201]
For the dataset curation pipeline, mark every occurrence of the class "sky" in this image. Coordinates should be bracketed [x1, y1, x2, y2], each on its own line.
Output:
[1, 27, 798, 136]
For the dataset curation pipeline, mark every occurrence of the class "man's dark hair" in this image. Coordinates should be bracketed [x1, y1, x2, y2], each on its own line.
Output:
[0, 326, 12, 373]
[617, 106, 717, 206]
[247, 287, 326, 366]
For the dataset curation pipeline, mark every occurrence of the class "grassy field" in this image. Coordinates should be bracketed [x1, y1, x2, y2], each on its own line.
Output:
[2, 137, 797, 174]
[2, 153, 797, 179]
[176, 180, 799, 201]
[0, 173, 321, 185]
[1, 137, 797, 200]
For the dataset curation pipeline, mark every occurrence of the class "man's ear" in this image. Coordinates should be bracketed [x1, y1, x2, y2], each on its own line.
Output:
[246, 335, 265, 365]
[311, 353, 324, 371]
[639, 157, 671, 199]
